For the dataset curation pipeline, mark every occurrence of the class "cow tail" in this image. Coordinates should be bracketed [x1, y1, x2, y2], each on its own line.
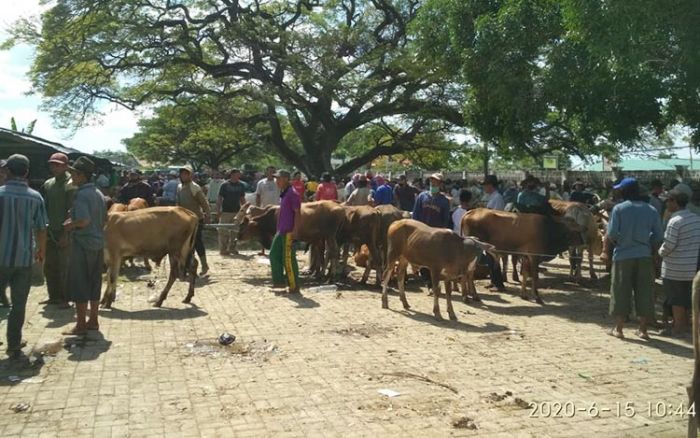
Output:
[183, 218, 198, 276]
[691, 271, 700, 431]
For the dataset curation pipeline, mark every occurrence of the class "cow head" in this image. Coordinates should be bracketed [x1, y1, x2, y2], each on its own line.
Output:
[557, 216, 587, 247]
[237, 207, 277, 250]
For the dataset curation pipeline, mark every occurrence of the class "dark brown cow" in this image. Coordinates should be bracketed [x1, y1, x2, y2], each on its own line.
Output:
[103, 207, 199, 308]
[461, 208, 585, 304]
[237, 201, 346, 280]
[381, 219, 494, 320]
[338, 205, 382, 284]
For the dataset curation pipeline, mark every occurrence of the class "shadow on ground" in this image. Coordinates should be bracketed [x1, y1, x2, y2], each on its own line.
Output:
[99, 305, 208, 321]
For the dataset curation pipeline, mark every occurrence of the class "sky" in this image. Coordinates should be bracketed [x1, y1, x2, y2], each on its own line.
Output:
[0, 0, 138, 153]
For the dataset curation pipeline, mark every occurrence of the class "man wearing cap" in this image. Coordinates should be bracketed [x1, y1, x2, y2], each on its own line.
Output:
[40, 153, 77, 307]
[118, 169, 155, 206]
[607, 177, 663, 340]
[516, 176, 548, 214]
[269, 170, 301, 294]
[394, 175, 418, 211]
[63, 157, 106, 335]
[177, 165, 210, 275]
[569, 180, 595, 205]
[217, 169, 248, 255]
[0, 154, 48, 358]
[658, 188, 700, 336]
[412, 173, 450, 228]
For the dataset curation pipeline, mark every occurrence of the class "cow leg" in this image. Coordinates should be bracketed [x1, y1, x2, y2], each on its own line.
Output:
[143, 257, 152, 271]
[154, 255, 179, 307]
[101, 251, 120, 309]
[445, 279, 457, 321]
[341, 244, 350, 277]
[325, 237, 339, 282]
[467, 259, 481, 302]
[511, 256, 520, 283]
[397, 258, 411, 310]
[381, 262, 393, 309]
[431, 269, 442, 320]
[532, 257, 544, 305]
[520, 258, 530, 301]
[183, 256, 198, 304]
[588, 246, 598, 280]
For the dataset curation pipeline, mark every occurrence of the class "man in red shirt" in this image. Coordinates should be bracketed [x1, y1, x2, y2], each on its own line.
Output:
[291, 171, 305, 199]
[314, 172, 338, 201]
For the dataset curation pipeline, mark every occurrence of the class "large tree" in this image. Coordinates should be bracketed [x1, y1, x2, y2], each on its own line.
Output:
[6, 0, 464, 176]
[415, 0, 700, 158]
[123, 97, 273, 170]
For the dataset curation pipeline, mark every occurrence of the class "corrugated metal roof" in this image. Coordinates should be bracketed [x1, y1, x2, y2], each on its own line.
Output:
[576, 158, 695, 171]
[0, 127, 84, 155]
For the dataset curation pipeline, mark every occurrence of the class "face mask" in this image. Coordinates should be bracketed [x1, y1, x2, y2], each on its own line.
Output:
[430, 185, 439, 194]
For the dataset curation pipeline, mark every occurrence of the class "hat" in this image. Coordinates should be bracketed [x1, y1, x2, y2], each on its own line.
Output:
[613, 177, 637, 190]
[274, 169, 291, 178]
[481, 175, 498, 186]
[48, 152, 69, 165]
[68, 156, 96, 175]
[3, 154, 30, 174]
[671, 183, 693, 198]
[168, 170, 177, 176]
[179, 165, 193, 174]
[429, 173, 444, 182]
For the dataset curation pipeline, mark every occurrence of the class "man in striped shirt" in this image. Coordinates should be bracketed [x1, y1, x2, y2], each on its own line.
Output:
[0, 154, 48, 360]
[658, 188, 700, 336]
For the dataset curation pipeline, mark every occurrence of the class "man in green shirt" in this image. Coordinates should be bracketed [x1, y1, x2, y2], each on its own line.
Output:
[41, 153, 77, 307]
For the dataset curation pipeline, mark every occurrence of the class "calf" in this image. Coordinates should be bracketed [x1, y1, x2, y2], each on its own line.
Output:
[338, 205, 382, 284]
[103, 207, 199, 308]
[381, 219, 494, 321]
[549, 199, 603, 281]
[461, 208, 584, 304]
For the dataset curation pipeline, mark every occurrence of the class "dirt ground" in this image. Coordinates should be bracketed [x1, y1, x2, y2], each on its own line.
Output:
[0, 235, 694, 437]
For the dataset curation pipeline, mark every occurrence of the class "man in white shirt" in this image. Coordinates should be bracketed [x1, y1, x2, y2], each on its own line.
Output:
[206, 170, 225, 219]
[451, 189, 472, 235]
[482, 175, 505, 210]
[256, 166, 280, 207]
[658, 188, 700, 336]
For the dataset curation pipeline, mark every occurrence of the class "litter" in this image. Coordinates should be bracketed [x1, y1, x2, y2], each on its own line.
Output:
[631, 357, 650, 365]
[307, 285, 338, 293]
[10, 402, 30, 413]
[378, 389, 401, 398]
[218, 333, 236, 346]
[578, 373, 592, 380]
[21, 377, 45, 384]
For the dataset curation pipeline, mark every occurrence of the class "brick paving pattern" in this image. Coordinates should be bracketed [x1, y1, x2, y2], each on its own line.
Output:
[0, 252, 693, 437]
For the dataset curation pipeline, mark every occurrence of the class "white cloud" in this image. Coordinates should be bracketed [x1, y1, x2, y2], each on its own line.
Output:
[0, 1, 138, 153]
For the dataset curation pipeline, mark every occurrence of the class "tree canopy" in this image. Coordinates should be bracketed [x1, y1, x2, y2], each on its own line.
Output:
[6, 0, 464, 176]
[414, 0, 700, 159]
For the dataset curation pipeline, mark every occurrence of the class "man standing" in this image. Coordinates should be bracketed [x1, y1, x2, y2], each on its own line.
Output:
[569, 180, 595, 205]
[269, 170, 302, 294]
[607, 177, 663, 340]
[314, 172, 338, 201]
[394, 175, 418, 211]
[177, 165, 210, 275]
[256, 166, 280, 208]
[516, 176, 548, 214]
[63, 157, 106, 335]
[648, 179, 665, 217]
[482, 175, 505, 211]
[41, 153, 76, 307]
[291, 171, 305, 198]
[159, 171, 179, 206]
[0, 155, 47, 358]
[217, 169, 248, 255]
[658, 188, 700, 336]
[373, 176, 393, 206]
[118, 169, 155, 206]
[412, 173, 450, 228]
[206, 171, 225, 218]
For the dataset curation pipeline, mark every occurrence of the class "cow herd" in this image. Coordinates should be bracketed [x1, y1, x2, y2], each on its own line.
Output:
[99, 198, 603, 320]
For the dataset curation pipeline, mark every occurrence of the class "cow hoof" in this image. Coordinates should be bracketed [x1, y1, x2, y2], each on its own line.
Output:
[434, 313, 443, 321]
[520, 295, 530, 301]
[152, 301, 163, 308]
[462, 297, 469, 304]
[448, 313, 457, 321]
[182, 298, 192, 304]
[590, 273, 598, 280]
[535, 298, 545, 305]
[381, 299, 388, 309]
[402, 303, 411, 310]
[472, 296, 482, 303]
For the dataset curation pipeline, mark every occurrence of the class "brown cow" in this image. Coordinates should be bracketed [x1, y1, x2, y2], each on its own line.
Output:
[127, 197, 149, 211]
[237, 201, 346, 280]
[549, 199, 603, 280]
[108, 202, 128, 213]
[338, 205, 382, 284]
[381, 219, 494, 320]
[102, 207, 199, 308]
[461, 208, 585, 304]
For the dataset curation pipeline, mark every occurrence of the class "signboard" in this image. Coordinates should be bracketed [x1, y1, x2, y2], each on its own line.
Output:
[543, 156, 558, 170]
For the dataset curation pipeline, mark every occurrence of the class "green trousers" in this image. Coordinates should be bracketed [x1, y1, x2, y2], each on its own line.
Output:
[44, 238, 70, 302]
[610, 257, 655, 319]
[270, 233, 299, 290]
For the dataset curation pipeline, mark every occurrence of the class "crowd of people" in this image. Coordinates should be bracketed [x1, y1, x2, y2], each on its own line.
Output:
[2, 152, 700, 361]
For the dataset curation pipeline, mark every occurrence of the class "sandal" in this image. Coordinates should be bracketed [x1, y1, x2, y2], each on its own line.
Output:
[608, 328, 624, 339]
[635, 330, 650, 341]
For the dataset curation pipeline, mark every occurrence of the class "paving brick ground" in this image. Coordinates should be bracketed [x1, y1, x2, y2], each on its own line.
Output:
[0, 248, 694, 437]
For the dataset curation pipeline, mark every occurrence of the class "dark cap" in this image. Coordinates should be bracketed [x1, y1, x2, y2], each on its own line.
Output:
[48, 152, 69, 165]
[68, 156, 96, 175]
[481, 174, 499, 186]
[613, 177, 637, 190]
[274, 169, 291, 178]
[3, 154, 30, 174]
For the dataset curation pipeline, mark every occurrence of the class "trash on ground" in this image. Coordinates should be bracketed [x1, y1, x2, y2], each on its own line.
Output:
[631, 357, 649, 365]
[378, 389, 401, 398]
[452, 416, 478, 430]
[10, 402, 30, 413]
[218, 332, 236, 345]
[307, 285, 338, 293]
[21, 377, 45, 384]
[578, 373, 592, 380]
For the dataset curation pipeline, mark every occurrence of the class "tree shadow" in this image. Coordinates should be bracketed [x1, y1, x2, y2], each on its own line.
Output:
[99, 305, 208, 321]
[64, 331, 112, 362]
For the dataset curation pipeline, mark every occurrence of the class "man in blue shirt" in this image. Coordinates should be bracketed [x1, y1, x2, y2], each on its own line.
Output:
[0, 154, 48, 359]
[412, 173, 450, 228]
[63, 157, 107, 335]
[607, 177, 663, 340]
[373, 176, 393, 206]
